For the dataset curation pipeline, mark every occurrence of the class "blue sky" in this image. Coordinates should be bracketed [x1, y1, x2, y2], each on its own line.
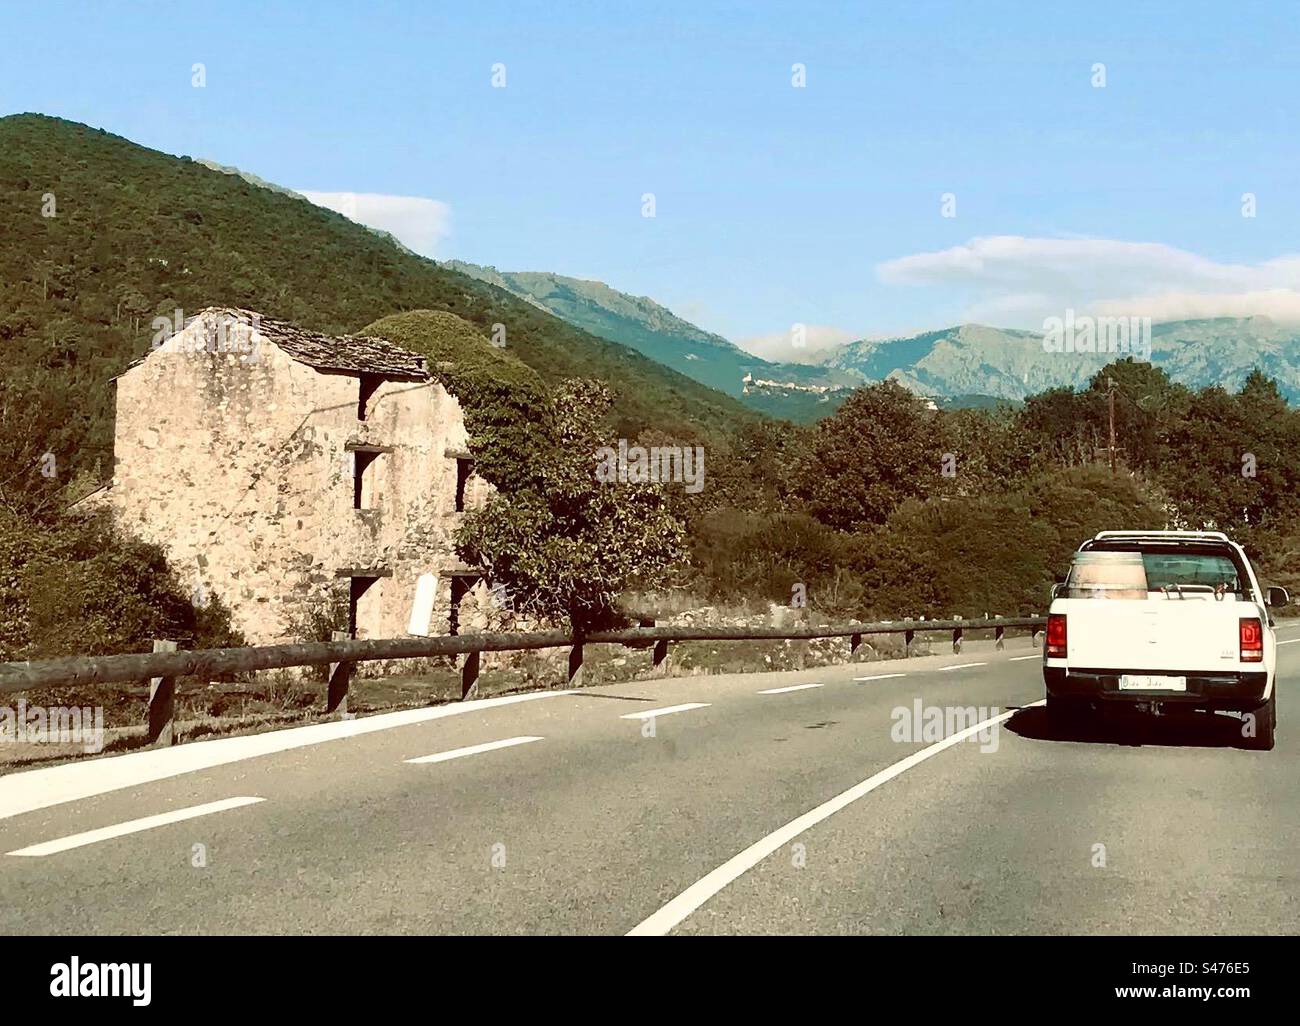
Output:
[5, 0, 1300, 358]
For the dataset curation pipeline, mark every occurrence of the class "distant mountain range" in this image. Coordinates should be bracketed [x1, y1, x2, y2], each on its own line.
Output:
[443, 262, 865, 421]
[819, 318, 1300, 403]
[447, 263, 1300, 411]
[160, 158, 1300, 418]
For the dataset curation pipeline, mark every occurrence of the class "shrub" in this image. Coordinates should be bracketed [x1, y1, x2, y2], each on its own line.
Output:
[0, 509, 243, 660]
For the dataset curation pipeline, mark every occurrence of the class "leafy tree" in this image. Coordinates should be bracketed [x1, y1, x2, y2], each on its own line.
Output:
[1015, 386, 1103, 467]
[936, 404, 1030, 495]
[456, 381, 688, 631]
[1084, 358, 1189, 471]
[790, 380, 941, 532]
[857, 466, 1169, 618]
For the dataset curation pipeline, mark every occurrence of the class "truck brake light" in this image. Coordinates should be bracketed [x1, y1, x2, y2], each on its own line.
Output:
[1046, 613, 1067, 658]
[1240, 617, 1264, 662]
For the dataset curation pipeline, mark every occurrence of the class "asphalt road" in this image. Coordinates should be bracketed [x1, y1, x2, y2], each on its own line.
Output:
[2, 625, 1298, 935]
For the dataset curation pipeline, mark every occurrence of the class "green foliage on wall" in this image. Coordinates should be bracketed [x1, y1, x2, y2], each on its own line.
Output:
[359, 310, 553, 489]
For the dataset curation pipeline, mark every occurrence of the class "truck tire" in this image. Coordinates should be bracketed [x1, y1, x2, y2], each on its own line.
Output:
[1241, 689, 1276, 751]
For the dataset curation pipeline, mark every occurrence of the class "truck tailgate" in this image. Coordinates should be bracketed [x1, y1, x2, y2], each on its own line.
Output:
[1060, 598, 1244, 672]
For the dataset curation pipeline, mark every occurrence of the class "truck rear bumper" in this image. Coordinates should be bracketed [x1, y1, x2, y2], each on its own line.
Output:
[1044, 666, 1269, 711]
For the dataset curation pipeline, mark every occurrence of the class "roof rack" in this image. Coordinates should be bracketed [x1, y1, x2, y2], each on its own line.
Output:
[1093, 530, 1230, 542]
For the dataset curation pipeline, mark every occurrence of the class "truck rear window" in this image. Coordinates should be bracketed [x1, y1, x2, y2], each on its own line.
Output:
[1065, 548, 1245, 598]
[1140, 552, 1242, 593]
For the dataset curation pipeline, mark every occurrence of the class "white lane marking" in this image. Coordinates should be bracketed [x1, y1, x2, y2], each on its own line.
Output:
[936, 662, 987, 672]
[853, 673, 905, 682]
[757, 683, 823, 695]
[7, 797, 264, 857]
[626, 701, 1042, 936]
[1278, 638, 1300, 645]
[406, 735, 543, 765]
[0, 690, 572, 822]
[620, 703, 710, 721]
[1009, 655, 1041, 662]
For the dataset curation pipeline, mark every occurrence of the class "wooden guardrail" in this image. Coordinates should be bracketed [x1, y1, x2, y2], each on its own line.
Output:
[0, 615, 1045, 747]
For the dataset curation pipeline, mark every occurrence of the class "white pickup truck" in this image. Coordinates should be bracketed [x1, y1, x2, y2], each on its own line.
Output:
[1044, 530, 1288, 749]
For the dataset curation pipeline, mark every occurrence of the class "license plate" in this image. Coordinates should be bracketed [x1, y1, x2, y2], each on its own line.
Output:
[1119, 674, 1187, 692]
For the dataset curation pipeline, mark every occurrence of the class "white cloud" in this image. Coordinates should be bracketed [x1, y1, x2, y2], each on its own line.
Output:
[1093, 289, 1300, 323]
[877, 235, 1300, 326]
[737, 324, 857, 363]
[298, 191, 452, 258]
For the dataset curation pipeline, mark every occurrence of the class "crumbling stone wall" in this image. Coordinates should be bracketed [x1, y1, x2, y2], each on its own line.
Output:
[111, 311, 489, 646]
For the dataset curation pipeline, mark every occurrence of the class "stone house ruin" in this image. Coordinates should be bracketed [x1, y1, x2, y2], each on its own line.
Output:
[105, 307, 494, 646]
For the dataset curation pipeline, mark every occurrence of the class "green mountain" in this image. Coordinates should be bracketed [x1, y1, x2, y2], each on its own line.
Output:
[0, 113, 758, 511]
[819, 320, 1300, 402]
[443, 261, 862, 421]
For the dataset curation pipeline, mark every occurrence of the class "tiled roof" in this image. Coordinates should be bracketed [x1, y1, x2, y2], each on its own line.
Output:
[195, 308, 428, 378]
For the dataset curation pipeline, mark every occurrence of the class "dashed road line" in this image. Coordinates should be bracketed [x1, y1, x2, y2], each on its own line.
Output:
[620, 703, 710, 721]
[936, 662, 988, 672]
[757, 683, 824, 695]
[1009, 655, 1040, 662]
[0, 689, 572, 822]
[625, 702, 1041, 936]
[853, 673, 906, 682]
[7, 797, 265, 857]
[406, 735, 544, 765]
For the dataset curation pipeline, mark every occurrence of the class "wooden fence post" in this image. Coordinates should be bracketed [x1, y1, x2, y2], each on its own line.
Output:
[148, 639, 178, 746]
[904, 629, 915, 657]
[326, 630, 353, 718]
[849, 633, 862, 659]
[952, 627, 963, 654]
[460, 650, 481, 701]
[568, 640, 584, 687]
[652, 639, 670, 676]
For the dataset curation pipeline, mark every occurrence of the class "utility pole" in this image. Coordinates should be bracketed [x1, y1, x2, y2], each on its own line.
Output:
[1107, 375, 1117, 475]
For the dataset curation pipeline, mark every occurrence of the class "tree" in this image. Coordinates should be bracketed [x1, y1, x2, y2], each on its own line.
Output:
[455, 380, 687, 631]
[790, 381, 940, 532]
[1085, 358, 1189, 470]
[1016, 386, 1103, 467]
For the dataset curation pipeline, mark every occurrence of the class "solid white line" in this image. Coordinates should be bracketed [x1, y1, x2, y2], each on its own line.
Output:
[853, 673, 906, 682]
[620, 703, 710, 721]
[1278, 639, 1300, 646]
[0, 690, 573, 822]
[7, 797, 265, 857]
[1009, 655, 1041, 662]
[626, 701, 1042, 936]
[757, 683, 823, 695]
[406, 735, 543, 764]
[936, 662, 987, 672]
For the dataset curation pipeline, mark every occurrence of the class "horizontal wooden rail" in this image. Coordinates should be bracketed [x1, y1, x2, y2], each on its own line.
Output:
[0, 616, 1045, 696]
